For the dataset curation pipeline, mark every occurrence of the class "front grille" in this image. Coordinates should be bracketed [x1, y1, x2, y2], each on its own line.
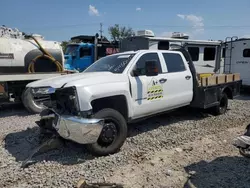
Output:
[51, 86, 80, 116]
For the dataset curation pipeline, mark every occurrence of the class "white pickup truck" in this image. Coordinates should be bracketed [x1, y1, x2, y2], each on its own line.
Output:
[26, 48, 241, 156]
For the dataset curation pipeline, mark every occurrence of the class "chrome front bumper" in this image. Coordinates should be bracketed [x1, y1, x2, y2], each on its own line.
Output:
[40, 110, 104, 145]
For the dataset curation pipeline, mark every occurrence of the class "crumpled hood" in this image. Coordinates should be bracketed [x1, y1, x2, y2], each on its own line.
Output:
[26, 72, 127, 88]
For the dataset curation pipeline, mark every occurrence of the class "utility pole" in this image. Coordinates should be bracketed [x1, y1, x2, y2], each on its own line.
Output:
[99, 23, 103, 41]
[99, 23, 103, 40]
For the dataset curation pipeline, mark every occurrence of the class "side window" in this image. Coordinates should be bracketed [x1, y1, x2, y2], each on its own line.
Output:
[243, 49, 250, 57]
[80, 47, 92, 58]
[188, 47, 199, 61]
[204, 47, 216, 61]
[162, 53, 186, 73]
[135, 53, 162, 76]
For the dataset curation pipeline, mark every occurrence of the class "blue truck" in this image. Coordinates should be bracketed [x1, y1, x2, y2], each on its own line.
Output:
[64, 34, 119, 72]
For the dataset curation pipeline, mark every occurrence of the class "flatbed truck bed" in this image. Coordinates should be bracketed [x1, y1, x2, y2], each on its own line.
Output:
[191, 80, 242, 110]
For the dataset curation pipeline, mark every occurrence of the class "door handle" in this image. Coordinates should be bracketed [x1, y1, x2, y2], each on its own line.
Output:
[185, 75, 191, 80]
[159, 78, 167, 83]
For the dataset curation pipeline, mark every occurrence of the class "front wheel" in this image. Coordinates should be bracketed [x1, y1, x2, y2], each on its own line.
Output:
[86, 108, 128, 156]
[212, 92, 228, 116]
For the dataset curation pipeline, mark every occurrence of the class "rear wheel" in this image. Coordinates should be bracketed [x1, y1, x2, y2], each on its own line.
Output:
[86, 108, 127, 156]
[212, 92, 228, 116]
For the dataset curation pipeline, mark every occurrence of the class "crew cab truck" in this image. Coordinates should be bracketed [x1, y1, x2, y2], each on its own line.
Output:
[26, 48, 241, 156]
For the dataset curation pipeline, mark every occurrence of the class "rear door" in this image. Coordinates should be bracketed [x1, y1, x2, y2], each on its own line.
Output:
[159, 51, 193, 108]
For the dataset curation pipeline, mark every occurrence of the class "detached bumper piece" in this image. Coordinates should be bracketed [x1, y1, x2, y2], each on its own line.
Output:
[22, 109, 104, 168]
[21, 135, 63, 168]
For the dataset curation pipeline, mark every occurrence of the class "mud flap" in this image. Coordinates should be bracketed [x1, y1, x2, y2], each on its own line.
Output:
[21, 135, 63, 168]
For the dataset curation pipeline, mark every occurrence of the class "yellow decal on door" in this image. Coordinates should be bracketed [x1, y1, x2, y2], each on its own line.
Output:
[147, 85, 163, 101]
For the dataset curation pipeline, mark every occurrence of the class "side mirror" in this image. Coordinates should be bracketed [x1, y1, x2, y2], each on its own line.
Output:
[145, 60, 159, 76]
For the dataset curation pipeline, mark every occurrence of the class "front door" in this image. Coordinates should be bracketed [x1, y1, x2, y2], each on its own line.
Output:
[128, 52, 168, 119]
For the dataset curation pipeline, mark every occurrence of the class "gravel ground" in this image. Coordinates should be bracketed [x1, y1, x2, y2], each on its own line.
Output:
[0, 95, 250, 188]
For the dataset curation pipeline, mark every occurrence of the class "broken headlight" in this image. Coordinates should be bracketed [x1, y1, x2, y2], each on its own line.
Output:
[31, 87, 56, 95]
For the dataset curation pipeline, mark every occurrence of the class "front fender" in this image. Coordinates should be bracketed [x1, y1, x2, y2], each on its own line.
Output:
[75, 82, 133, 117]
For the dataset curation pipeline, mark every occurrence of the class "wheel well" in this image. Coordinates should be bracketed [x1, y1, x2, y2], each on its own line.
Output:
[223, 87, 233, 99]
[91, 95, 128, 120]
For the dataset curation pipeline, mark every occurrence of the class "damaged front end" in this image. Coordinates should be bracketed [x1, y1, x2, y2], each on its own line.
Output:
[22, 86, 104, 168]
[38, 86, 104, 145]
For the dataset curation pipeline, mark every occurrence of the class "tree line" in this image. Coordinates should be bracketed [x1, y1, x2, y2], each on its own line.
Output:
[60, 24, 134, 52]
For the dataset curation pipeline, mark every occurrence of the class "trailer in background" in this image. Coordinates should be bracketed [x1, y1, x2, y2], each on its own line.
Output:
[222, 37, 250, 87]
[120, 30, 223, 74]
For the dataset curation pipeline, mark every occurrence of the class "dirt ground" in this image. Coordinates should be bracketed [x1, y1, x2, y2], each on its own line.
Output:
[1, 95, 250, 188]
[106, 126, 250, 188]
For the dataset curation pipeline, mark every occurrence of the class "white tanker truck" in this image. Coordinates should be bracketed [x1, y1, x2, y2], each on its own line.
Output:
[0, 26, 67, 113]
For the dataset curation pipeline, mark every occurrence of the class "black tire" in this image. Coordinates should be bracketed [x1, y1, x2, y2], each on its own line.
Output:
[212, 92, 228, 116]
[86, 108, 127, 156]
[22, 87, 45, 114]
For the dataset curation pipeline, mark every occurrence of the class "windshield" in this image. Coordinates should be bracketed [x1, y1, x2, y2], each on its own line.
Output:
[84, 53, 135, 73]
[65, 44, 79, 56]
